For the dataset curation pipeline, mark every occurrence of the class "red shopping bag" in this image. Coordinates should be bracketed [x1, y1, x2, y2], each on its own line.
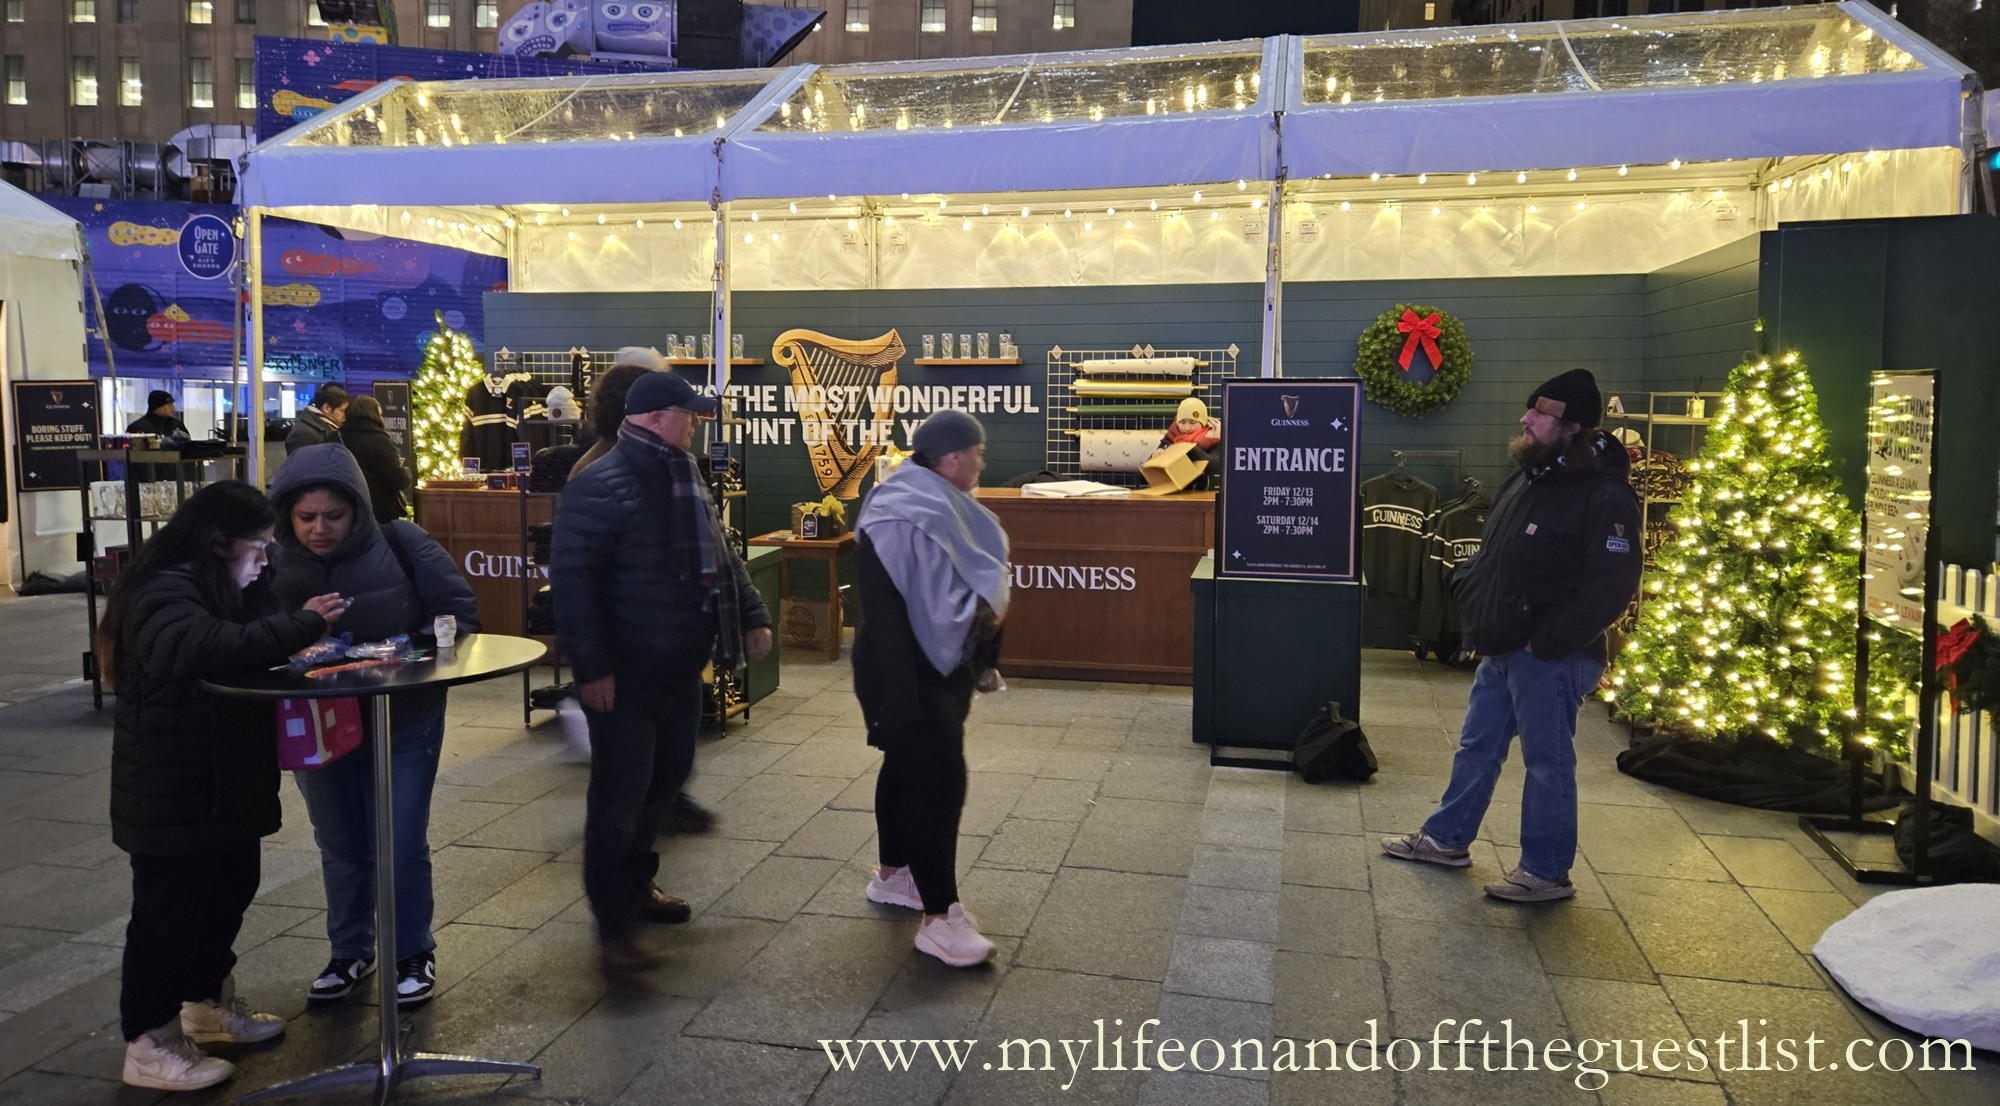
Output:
[275, 697, 363, 770]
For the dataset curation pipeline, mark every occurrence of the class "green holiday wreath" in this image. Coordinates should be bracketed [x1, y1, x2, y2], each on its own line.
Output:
[1354, 303, 1474, 419]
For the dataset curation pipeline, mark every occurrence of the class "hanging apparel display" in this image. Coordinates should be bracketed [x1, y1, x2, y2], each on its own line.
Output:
[1359, 469, 1437, 600]
[460, 374, 531, 473]
[1414, 484, 1491, 662]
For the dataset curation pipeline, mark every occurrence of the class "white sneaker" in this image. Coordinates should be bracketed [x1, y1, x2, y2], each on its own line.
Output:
[123, 1028, 235, 1091]
[915, 903, 995, 968]
[181, 994, 285, 1044]
[866, 865, 923, 910]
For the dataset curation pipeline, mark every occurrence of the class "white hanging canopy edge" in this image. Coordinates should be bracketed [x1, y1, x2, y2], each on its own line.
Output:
[0, 177, 84, 262]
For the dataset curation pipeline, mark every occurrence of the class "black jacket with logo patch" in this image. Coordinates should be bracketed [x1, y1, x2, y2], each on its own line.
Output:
[1452, 431, 1643, 664]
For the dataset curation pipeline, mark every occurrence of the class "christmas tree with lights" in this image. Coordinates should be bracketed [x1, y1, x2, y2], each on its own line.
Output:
[410, 314, 484, 482]
[1608, 352, 1910, 757]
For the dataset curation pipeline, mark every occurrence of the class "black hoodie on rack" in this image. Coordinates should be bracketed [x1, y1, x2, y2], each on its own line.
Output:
[1451, 429, 1642, 665]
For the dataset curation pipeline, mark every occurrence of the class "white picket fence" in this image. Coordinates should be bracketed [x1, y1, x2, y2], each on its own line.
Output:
[1926, 564, 2000, 840]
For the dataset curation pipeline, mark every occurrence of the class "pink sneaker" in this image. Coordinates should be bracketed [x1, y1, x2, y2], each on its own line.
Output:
[915, 903, 995, 968]
[866, 865, 923, 910]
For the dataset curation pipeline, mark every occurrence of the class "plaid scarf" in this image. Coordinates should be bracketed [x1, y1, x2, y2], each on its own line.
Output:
[616, 419, 746, 669]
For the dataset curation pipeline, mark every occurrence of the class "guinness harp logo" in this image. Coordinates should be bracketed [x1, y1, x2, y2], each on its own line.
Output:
[772, 327, 905, 498]
[1280, 394, 1301, 419]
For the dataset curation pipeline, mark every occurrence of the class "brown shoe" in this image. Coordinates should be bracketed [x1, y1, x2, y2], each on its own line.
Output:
[598, 936, 664, 974]
[636, 884, 692, 924]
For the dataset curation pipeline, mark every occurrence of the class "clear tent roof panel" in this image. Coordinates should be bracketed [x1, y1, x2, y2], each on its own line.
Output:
[754, 40, 1270, 133]
[290, 71, 774, 148]
[241, 3, 1969, 215]
[1300, 6, 1925, 106]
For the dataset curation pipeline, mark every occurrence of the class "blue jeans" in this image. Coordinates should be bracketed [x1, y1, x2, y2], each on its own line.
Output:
[582, 657, 707, 941]
[292, 706, 446, 963]
[1422, 651, 1604, 881]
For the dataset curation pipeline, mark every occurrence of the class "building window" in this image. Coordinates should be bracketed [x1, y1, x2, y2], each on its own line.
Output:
[188, 0, 213, 24]
[237, 0, 256, 22]
[189, 57, 213, 108]
[1053, 0, 1074, 30]
[972, 1, 996, 33]
[306, 1, 325, 26]
[72, 0, 97, 23]
[119, 0, 137, 21]
[426, 0, 450, 28]
[236, 57, 254, 108]
[1423, 1, 1436, 18]
[475, 0, 497, 29]
[120, 57, 141, 106]
[6, 1, 22, 23]
[72, 56, 98, 106]
[921, 0, 944, 33]
[844, 0, 868, 32]
[5, 56, 25, 105]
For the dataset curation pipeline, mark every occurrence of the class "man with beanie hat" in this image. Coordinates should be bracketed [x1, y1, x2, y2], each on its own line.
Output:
[1382, 368, 1641, 904]
[550, 369, 770, 973]
[851, 410, 1009, 967]
[126, 391, 190, 441]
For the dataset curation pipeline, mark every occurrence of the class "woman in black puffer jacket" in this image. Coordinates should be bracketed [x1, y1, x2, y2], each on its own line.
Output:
[336, 396, 412, 524]
[100, 481, 346, 1092]
[267, 443, 478, 1011]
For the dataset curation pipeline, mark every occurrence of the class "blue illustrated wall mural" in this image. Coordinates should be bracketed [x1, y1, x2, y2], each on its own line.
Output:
[49, 198, 509, 393]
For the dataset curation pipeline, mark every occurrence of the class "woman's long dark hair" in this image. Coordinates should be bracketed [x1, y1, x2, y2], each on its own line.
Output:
[96, 480, 279, 688]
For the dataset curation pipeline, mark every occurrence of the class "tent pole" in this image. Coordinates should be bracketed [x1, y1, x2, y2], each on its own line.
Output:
[247, 207, 266, 486]
[1261, 178, 1285, 379]
[712, 196, 731, 399]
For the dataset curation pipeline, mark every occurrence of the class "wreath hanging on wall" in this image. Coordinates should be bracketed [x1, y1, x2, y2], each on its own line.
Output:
[1354, 303, 1474, 419]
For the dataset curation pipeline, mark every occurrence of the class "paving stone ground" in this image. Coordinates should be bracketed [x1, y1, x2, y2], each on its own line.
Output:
[0, 590, 1992, 1105]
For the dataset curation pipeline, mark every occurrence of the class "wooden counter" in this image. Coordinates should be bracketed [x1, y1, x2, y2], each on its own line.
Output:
[414, 487, 551, 638]
[977, 489, 1215, 684]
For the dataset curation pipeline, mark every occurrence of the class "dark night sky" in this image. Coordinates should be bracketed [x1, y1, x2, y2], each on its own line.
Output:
[1130, 1, 1362, 45]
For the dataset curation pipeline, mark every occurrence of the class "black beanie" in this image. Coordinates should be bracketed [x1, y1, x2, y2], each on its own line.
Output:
[911, 410, 985, 459]
[1526, 369, 1601, 429]
[147, 389, 174, 413]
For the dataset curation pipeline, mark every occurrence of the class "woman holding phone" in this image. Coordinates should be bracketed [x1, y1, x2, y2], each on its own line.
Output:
[100, 481, 346, 1091]
[268, 444, 478, 1010]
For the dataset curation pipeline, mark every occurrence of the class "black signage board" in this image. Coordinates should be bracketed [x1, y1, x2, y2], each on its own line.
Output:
[372, 381, 416, 480]
[12, 381, 98, 493]
[1216, 379, 1361, 581]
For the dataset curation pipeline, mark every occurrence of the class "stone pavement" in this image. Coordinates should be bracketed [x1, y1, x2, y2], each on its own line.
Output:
[0, 590, 1992, 1106]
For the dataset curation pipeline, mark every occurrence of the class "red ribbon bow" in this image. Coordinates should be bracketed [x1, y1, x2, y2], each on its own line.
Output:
[1396, 309, 1444, 373]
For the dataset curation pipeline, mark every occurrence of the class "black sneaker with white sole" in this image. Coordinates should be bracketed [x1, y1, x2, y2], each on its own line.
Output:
[395, 951, 436, 1007]
[306, 956, 376, 1002]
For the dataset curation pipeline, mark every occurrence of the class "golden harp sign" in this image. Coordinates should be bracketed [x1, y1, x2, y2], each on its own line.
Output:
[772, 328, 904, 498]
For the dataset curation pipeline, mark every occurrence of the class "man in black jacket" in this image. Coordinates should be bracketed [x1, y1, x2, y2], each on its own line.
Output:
[285, 384, 349, 454]
[126, 390, 190, 441]
[1382, 369, 1641, 903]
[550, 371, 772, 972]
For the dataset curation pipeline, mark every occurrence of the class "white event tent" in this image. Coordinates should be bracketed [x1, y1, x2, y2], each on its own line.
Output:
[0, 180, 88, 588]
[238, 2, 1977, 479]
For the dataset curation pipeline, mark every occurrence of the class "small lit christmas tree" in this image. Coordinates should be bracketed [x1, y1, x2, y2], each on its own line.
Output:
[1608, 352, 1910, 757]
[410, 314, 484, 482]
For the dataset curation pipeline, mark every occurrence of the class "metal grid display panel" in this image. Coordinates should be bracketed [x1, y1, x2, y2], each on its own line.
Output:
[1044, 345, 1239, 485]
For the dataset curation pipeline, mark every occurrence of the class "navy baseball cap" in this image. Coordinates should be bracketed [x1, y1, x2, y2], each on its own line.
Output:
[624, 371, 720, 416]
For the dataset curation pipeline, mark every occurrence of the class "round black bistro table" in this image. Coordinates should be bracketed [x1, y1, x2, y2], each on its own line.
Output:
[201, 633, 546, 1104]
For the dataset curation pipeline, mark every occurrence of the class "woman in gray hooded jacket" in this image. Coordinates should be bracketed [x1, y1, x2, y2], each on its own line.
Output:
[267, 444, 478, 1010]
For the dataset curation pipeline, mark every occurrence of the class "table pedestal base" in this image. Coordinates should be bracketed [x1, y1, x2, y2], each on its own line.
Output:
[239, 1053, 540, 1105]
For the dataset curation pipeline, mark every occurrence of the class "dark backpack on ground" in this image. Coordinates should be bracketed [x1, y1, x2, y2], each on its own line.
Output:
[1892, 800, 2000, 882]
[1293, 701, 1378, 783]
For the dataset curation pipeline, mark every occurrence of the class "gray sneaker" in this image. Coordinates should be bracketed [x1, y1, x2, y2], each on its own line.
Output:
[1484, 867, 1575, 903]
[1379, 831, 1471, 868]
